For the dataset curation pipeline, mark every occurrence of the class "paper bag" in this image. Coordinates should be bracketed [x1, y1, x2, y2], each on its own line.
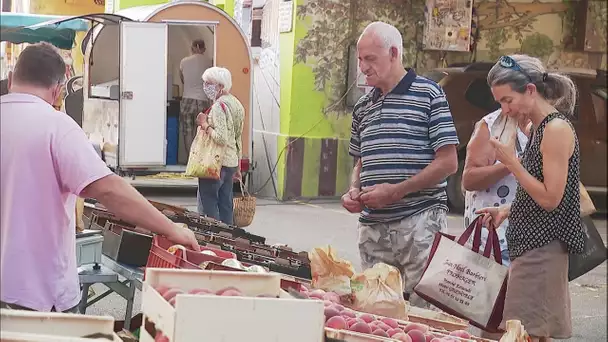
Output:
[185, 127, 223, 180]
[309, 246, 354, 296]
[350, 263, 408, 320]
[499, 320, 531, 342]
[414, 216, 508, 332]
[579, 182, 596, 217]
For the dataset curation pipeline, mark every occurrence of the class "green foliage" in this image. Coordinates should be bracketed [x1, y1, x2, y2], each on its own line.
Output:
[294, 0, 426, 110]
[520, 33, 554, 61]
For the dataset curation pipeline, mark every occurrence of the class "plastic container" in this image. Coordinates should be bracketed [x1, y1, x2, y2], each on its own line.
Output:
[75, 233, 103, 267]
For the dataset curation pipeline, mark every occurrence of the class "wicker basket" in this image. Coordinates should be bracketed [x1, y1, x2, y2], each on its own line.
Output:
[233, 179, 256, 227]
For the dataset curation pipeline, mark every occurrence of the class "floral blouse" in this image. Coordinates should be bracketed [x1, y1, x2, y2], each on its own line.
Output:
[207, 93, 245, 168]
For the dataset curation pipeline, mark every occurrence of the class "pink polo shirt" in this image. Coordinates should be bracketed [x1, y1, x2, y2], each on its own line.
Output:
[0, 93, 113, 312]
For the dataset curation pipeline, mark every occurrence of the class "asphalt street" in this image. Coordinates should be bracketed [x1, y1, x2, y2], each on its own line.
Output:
[85, 190, 607, 341]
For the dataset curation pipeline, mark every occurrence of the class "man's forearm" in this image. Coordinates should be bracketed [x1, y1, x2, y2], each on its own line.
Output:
[350, 159, 362, 190]
[394, 158, 456, 198]
[83, 175, 177, 237]
[462, 163, 511, 191]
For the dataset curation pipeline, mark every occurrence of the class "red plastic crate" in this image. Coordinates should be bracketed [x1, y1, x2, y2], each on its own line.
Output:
[144, 235, 237, 275]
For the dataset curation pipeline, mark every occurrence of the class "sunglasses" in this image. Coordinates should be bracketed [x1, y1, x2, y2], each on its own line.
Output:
[498, 56, 533, 83]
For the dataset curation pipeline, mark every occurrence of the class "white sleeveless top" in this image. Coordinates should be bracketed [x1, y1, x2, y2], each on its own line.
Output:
[463, 110, 529, 266]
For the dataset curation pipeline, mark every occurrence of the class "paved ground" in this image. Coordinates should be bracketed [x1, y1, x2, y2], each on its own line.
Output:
[86, 189, 607, 341]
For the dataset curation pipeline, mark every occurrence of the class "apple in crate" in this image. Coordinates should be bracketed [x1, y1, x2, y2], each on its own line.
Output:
[216, 286, 243, 296]
[392, 333, 413, 342]
[325, 316, 348, 330]
[449, 330, 471, 339]
[372, 329, 389, 337]
[404, 323, 429, 333]
[309, 289, 326, 300]
[188, 288, 215, 295]
[358, 313, 376, 323]
[349, 322, 372, 334]
[407, 329, 426, 342]
[324, 306, 341, 321]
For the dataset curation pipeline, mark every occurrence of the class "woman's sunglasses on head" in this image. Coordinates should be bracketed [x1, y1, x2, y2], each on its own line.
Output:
[498, 55, 533, 83]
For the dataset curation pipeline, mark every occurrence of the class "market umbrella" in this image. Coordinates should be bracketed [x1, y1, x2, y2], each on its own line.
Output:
[0, 12, 90, 50]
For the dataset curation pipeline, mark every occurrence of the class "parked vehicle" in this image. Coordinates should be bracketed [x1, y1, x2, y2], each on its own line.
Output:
[423, 63, 607, 212]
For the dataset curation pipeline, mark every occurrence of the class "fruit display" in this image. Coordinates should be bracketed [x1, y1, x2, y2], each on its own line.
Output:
[153, 284, 279, 306]
[295, 284, 496, 342]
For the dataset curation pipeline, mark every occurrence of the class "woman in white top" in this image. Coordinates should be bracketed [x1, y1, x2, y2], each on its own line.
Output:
[462, 109, 530, 265]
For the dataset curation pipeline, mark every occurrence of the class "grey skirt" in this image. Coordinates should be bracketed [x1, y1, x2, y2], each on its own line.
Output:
[500, 240, 572, 338]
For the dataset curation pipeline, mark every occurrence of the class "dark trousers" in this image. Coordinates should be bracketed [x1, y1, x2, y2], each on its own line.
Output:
[197, 166, 237, 225]
[1, 300, 79, 313]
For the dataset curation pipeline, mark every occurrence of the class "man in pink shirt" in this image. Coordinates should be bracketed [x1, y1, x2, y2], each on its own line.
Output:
[0, 43, 200, 313]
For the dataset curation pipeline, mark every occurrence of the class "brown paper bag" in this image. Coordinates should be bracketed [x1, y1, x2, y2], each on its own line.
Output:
[579, 182, 596, 217]
[499, 320, 531, 342]
[309, 246, 354, 296]
[350, 263, 408, 320]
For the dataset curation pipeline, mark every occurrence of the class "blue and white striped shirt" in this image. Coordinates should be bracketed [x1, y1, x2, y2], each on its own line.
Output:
[349, 69, 460, 224]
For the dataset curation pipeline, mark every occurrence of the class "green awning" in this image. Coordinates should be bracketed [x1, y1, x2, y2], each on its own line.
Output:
[0, 12, 90, 50]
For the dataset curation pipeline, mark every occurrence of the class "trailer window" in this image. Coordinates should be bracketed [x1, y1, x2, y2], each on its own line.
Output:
[88, 24, 120, 100]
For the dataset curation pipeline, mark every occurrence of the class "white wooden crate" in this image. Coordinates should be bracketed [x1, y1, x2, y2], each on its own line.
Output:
[0, 309, 120, 341]
[141, 268, 325, 342]
[0, 331, 120, 342]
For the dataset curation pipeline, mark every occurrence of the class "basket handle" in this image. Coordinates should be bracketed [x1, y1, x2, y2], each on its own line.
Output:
[238, 178, 250, 198]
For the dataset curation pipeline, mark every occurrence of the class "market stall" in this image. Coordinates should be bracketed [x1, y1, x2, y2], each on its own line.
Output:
[0, 12, 89, 49]
[67, 199, 535, 342]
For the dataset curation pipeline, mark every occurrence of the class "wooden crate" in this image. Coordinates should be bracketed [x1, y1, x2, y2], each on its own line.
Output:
[140, 268, 325, 342]
[0, 309, 120, 341]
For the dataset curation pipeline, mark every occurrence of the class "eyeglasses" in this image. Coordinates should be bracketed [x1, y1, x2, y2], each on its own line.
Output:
[498, 55, 533, 83]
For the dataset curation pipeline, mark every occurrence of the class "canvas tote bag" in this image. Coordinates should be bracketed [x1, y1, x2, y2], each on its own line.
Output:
[414, 216, 508, 332]
[185, 104, 227, 180]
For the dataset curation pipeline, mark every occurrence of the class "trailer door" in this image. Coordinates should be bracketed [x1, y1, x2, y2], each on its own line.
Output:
[118, 21, 168, 167]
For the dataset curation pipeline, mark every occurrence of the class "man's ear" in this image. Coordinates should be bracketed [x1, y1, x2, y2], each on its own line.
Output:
[390, 46, 399, 60]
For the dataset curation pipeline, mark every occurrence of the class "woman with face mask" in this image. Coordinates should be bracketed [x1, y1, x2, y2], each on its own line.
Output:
[195, 67, 245, 225]
[476, 55, 585, 341]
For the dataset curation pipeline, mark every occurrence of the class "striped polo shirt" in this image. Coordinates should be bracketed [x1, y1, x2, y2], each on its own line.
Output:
[349, 69, 459, 224]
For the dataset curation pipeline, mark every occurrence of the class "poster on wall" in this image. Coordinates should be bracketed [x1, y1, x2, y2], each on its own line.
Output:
[423, 0, 473, 52]
[105, 0, 114, 13]
[279, 0, 293, 33]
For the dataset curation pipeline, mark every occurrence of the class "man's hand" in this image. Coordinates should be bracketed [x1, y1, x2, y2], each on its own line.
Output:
[360, 183, 400, 209]
[166, 224, 200, 251]
[341, 188, 363, 213]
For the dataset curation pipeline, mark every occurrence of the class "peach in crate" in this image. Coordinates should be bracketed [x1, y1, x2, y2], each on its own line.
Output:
[140, 268, 325, 342]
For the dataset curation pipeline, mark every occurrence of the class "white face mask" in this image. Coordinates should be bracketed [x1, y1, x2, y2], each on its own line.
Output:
[204, 83, 219, 100]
